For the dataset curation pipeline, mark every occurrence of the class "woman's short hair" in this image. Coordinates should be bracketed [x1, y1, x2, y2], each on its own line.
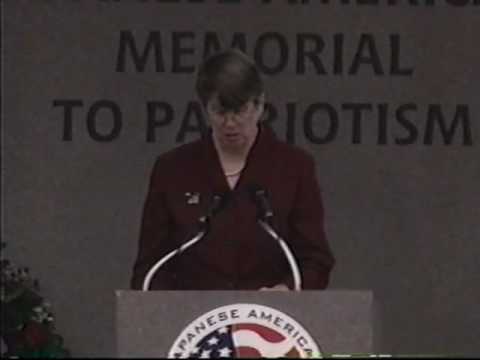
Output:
[195, 49, 264, 111]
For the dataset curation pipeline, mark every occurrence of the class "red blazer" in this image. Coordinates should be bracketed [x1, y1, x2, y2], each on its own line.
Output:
[130, 125, 335, 290]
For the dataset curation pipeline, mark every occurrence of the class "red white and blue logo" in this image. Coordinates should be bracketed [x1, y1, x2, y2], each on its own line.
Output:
[168, 304, 321, 358]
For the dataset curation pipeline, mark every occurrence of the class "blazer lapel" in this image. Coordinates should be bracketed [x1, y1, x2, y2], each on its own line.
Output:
[200, 130, 231, 194]
[237, 124, 278, 191]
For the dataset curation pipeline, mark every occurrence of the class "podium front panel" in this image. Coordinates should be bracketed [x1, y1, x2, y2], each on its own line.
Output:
[116, 290, 379, 358]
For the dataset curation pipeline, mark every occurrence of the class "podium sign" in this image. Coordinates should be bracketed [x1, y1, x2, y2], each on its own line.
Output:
[116, 290, 379, 358]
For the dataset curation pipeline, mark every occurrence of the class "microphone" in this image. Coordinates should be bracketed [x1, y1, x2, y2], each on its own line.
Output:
[247, 184, 302, 291]
[249, 185, 274, 222]
[142, 192, 228, 291]
[198, 192, 230, 229]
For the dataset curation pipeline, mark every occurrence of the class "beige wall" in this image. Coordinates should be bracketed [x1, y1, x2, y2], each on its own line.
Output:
[3, 1, 479, 356]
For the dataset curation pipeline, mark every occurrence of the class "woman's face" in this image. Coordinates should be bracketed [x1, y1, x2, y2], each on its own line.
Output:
[206, 94, 264, 152]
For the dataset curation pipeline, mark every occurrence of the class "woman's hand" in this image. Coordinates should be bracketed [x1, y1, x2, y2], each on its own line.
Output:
[259, 283, 289, 291]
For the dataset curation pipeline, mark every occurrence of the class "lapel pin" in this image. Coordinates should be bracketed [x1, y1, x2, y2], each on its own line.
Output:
[185, 192, 200, 205]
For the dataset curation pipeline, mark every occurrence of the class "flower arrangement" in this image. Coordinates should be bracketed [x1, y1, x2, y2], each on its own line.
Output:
[1, 242, 71, 358]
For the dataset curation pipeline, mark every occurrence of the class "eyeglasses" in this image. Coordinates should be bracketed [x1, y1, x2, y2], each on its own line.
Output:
[208, 103, 252, 116]
[207, 103, 257, 124]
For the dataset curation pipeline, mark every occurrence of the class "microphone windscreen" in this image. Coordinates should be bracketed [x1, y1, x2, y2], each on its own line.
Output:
[245, 183, 262, 202]
[244, 184, 273, 218]
[210, 191, 231, 216]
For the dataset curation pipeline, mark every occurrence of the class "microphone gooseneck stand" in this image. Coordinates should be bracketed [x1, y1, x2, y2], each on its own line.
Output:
[257, 219, 302, 292]
[253, 188, 303, 291]
[142, 194, 224, 291]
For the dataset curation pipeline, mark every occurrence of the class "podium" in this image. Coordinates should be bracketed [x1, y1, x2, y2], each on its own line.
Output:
[116, 290, 380, 358]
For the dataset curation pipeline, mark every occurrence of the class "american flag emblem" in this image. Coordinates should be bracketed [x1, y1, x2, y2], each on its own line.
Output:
[189, 323, 300, 358]
[168, 304, 321, 359]
[185, 192, 200, 205]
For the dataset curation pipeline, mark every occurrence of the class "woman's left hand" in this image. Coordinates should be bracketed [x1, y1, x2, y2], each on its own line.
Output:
[259, 283, 289, 291]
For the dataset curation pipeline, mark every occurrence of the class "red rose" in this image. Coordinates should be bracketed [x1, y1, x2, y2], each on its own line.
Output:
[22, 322, 50, 348]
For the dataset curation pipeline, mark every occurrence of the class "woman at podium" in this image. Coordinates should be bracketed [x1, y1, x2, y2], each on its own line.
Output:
[130, 49, 335, 291]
